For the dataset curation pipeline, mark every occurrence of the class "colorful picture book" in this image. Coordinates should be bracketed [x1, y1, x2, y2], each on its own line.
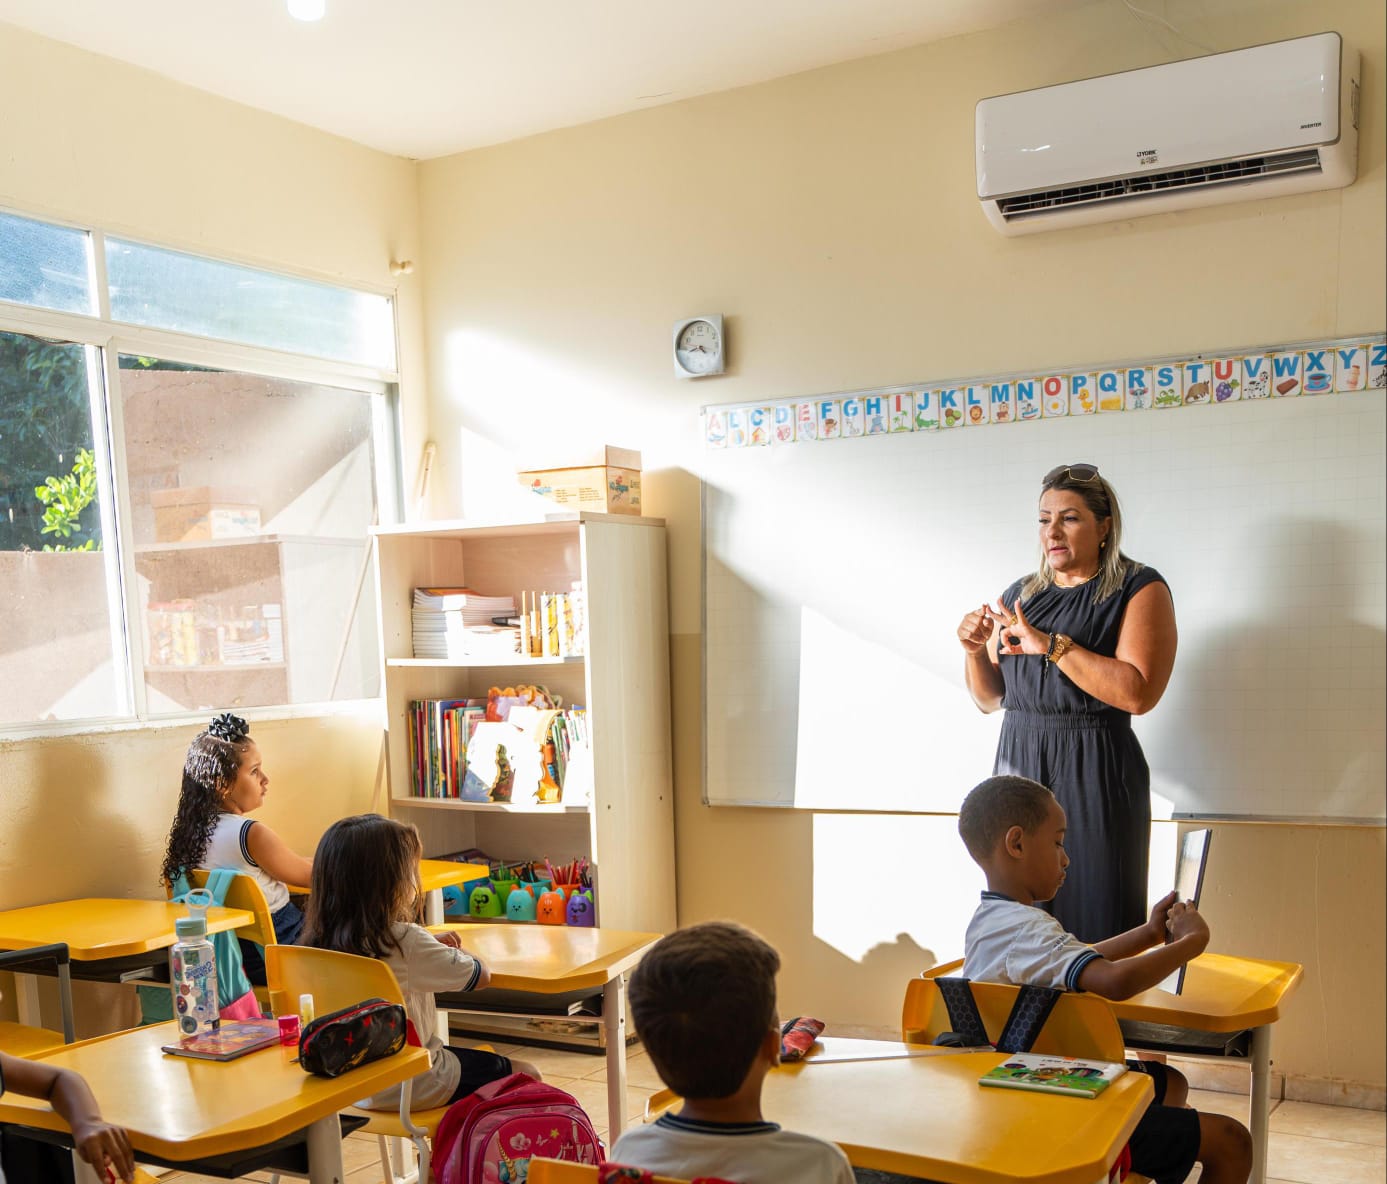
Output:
[160, 1018, 280, 1061]
[978, 1053, 1127, 1098]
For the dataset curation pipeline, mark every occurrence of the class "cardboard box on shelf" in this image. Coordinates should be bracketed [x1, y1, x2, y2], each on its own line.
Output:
[150, 487, 261, 543]
[517, 447, 642, 516]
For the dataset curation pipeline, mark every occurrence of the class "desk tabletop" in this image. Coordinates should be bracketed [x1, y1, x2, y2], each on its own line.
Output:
[0, 1021, 429, 1161]
[1106, 952, 1304, 1032]
[762, 1050, 1153, 1184]
[431, 923, 661, 993]
[287, 858, 487, 896]
[0, 899, 253, 961]
[418, 859, 489, 893]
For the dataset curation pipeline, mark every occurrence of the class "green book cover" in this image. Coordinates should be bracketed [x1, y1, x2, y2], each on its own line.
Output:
[979, 1052, 1126, 1098]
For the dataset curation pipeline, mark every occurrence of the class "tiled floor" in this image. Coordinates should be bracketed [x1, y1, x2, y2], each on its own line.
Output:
[153, 1048, 1387, 1184]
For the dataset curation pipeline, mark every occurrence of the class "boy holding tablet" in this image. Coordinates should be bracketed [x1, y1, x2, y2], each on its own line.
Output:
[958, 775, 1252, 1184]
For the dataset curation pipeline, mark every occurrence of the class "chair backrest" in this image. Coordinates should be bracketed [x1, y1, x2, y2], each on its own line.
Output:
[527, 1161, 699, 1184]
[177, 869, 278, 949]
[923, 957, 964, 978]
[902, 978, 1125, 1061]
[265, 945, 405, 1019]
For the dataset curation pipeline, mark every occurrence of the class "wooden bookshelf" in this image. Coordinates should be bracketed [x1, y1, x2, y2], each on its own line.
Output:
[372, 514, 676, 938]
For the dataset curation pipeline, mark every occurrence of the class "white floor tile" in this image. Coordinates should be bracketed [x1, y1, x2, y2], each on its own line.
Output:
[1269, 1100, 1387, 1147]
[1266, 1129, 1386, 1184]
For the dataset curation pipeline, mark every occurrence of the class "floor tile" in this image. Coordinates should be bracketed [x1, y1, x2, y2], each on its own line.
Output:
[578, 1049, 667, 1089]
[1187, 1087, 1278, 1122]
[1269, 1100, 1387, 1146]
[508, 1043, 608, 1078]
[1266, 1129, 1386, 1184]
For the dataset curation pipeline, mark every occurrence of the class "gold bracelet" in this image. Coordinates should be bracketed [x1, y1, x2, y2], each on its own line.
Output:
[1047, 633, 1075, 664]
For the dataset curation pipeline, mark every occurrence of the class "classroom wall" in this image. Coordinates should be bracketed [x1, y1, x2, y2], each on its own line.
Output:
[0, 24, 414, 1014]
[417, 0, 1386, 1094]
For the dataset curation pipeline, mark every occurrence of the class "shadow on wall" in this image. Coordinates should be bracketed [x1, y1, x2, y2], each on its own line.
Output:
[1149, 517, 1386, 820]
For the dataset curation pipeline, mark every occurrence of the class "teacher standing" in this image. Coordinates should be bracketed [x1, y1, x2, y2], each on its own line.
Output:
[957, 463, 1178, 942]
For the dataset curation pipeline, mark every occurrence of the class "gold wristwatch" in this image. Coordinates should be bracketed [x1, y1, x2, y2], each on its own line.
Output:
[1047, 633, 1075, 664]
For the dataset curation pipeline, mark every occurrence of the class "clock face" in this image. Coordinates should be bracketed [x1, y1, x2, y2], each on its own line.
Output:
[676, 318, 722, 376]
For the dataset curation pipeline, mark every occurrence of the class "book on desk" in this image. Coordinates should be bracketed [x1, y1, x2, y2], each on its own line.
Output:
[979, 1052, 1127, 1098]
[161, 1018, 280, 1061]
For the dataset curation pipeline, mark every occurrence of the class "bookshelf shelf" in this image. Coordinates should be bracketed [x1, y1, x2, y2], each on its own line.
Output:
[373, 516, 675, 941]
[389, 797, 590, 815]
[386, 656, 584, 669]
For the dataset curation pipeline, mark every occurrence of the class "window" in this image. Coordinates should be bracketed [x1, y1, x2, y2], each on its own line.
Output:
[0, 211, 397, 730]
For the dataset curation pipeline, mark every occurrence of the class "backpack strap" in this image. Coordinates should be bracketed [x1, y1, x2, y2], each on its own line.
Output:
[933, 977, 991, 1047]
[996, 984, 1062, 1053]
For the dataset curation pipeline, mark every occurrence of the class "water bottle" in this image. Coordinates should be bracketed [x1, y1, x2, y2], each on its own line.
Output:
[170, 916, 219, 1040]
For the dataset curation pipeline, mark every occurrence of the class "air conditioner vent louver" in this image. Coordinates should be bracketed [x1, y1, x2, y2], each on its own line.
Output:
[997, 150, 1323, 220]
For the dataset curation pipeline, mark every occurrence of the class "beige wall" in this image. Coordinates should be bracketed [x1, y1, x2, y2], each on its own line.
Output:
[418, 0, 1386, 1090]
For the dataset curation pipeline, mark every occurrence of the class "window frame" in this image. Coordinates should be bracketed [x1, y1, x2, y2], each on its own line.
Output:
[0, 217, 403, 739]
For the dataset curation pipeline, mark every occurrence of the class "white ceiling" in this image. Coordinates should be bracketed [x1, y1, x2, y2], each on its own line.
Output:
[0, 0, 1091, 160]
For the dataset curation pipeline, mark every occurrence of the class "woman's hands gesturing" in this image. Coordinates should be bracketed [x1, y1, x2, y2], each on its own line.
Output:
[995, 598, 1051, 657]
[957, 601, 1002, 654]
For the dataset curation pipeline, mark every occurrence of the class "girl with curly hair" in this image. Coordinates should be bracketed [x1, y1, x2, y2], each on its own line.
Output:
[160, 712, 314, 983]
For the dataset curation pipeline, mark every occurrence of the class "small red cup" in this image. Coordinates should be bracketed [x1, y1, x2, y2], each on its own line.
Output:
[276, 1014, 301, 1047]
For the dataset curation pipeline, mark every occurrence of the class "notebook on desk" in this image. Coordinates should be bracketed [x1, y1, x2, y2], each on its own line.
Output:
[1158, 828, 1211, 996]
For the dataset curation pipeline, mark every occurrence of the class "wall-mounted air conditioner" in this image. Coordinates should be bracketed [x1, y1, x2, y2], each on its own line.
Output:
[976, 32, 1360, 235]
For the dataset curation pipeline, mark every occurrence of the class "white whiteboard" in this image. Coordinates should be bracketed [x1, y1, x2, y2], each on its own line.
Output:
[702, 389, 1386, 820]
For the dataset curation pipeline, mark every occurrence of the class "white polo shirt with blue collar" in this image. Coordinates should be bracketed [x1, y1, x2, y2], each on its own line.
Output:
[962, 890, 1103, 992]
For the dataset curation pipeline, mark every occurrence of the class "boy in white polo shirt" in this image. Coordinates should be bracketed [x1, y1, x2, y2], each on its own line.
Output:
[959, 775, 1253, 1184]
[611, 922, 853, 1184]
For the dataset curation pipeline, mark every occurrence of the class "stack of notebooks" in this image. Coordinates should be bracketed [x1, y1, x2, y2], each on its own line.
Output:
[412, 587, 518, 659]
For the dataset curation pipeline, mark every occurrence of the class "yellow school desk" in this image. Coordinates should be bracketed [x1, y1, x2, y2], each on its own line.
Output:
[762, 1050, 1153, 1184]
[287, 858, 488, 925]
[0, 898, 253, 1029]
[1108, 952, 1303, 1184]
[0, 1021, 429, 1184]
[433, 922, 660, 1136]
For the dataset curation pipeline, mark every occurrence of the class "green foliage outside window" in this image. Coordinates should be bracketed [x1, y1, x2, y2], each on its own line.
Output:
[34, 448, 100, 551]
[0, 330, 99, 552]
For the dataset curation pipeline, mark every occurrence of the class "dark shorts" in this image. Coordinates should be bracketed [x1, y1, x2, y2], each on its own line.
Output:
[442, 1047, 514, 1105]
[1125, 1062, 1201, 1184]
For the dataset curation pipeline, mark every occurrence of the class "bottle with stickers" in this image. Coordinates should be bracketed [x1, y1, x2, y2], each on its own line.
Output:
[170, 915, 220, 1041]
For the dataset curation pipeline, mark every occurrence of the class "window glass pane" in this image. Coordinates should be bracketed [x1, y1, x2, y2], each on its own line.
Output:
[0, 331, 126, 723]
[118, 355, 381, 715]
[0, 211, 93, 315]
[107, 239, 395, 369]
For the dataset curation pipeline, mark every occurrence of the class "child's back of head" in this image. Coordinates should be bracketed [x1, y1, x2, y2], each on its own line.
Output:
[300, 813, 422, 959]
[629, 921, 779, 1099]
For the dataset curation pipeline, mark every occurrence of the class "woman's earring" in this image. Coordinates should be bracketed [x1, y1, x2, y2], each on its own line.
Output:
[1100, 539, 1107, 550]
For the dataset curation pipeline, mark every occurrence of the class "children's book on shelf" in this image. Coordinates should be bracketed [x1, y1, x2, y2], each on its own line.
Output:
[978, 1053, 1127, 1098]
[160, 1018, 280, 1061]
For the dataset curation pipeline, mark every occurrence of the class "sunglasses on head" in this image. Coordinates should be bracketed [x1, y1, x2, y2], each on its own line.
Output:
[1043, 463, 1101, 485]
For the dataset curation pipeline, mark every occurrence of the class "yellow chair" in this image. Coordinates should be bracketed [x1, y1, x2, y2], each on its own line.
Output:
[922, 957, 964, 978]
[0, 943, 74, 1056]
[528, 1160, 700, 1184]
[901, 977, 1127, 1060]
[266, 945, 442, 1184]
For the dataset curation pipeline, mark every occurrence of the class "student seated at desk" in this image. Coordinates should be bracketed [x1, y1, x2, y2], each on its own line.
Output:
[611, 922, 853, 1184]
[300, 814, 539, 1110]
[958, 776, 1253, 1184]
[160, 711, 314, 985]
[0, 1049, 135, 1184]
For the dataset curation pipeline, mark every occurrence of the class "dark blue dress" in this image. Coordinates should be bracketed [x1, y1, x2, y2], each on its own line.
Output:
[995, 564, 1169, 943]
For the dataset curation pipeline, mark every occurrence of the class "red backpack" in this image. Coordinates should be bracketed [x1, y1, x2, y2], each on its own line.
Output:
[434, 1072, 604, 1184]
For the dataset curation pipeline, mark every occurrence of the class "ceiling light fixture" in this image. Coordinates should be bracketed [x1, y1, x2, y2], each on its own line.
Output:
[287, 0, 326, 21]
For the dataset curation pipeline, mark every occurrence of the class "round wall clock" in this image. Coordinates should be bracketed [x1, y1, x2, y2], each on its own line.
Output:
[673, 315, 725, 378]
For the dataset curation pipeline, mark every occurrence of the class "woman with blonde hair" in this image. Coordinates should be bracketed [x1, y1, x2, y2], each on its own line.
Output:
[956, 463, 1178, 942]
